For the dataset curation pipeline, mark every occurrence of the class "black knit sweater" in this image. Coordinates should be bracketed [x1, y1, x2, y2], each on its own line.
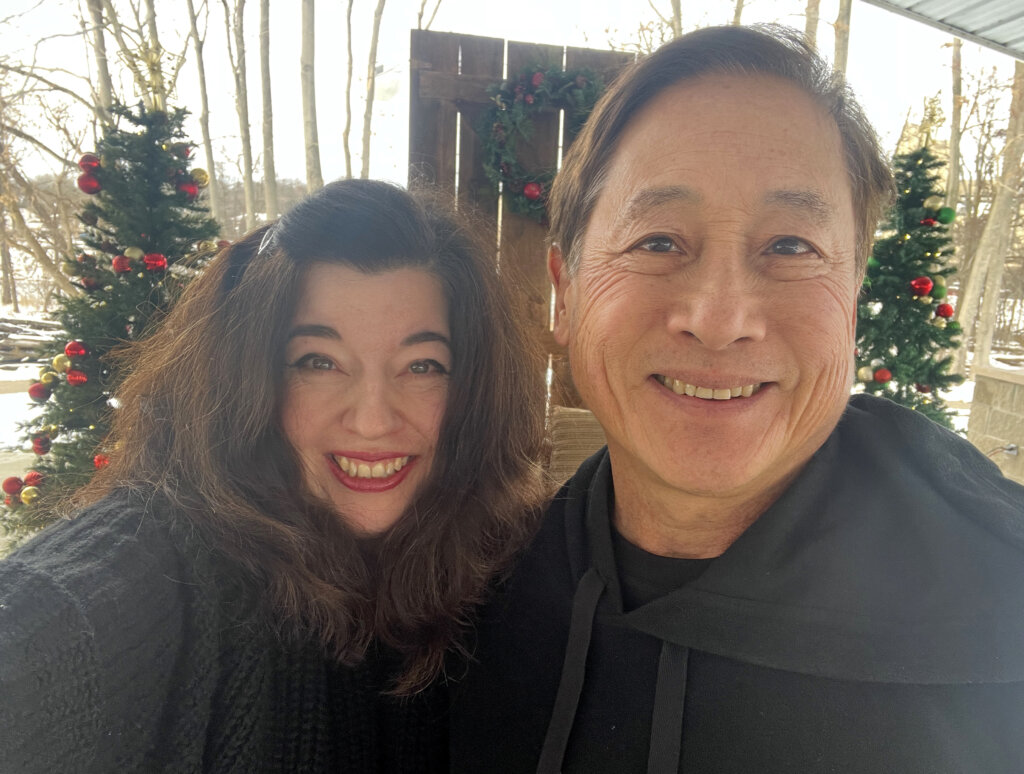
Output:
[0, 494, 447, 773]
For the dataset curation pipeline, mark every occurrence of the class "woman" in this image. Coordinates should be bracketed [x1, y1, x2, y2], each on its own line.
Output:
[0, 179, 546, 773]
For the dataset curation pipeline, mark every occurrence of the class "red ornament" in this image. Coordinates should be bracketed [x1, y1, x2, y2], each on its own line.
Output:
[112, 255, 132, 273]
[935, 303, 954, 319]
[94, 453, 110, 469]
[32, 436, 51, 455]
[77, 172, 101, 195]
[177, 181, 199, 200]
[909, 276, 933, 296]
[531, 71, 544, 88]
[66, 369, 88, 386]
[24, 471, 44, 487]
[65, 340, 88, 358]
[28, 382, 52, 402]
[144, 252, 168, 271]
[80, 277, 100, 291]
[217, 240, 231, 249]
[920, 218, 938, 227]
[2, 477, 24, 495]
[873, 368, 892, 383]
[915, 384, 933, 394]
[78, 153, 101, 171]
[523, 182, 543, 201]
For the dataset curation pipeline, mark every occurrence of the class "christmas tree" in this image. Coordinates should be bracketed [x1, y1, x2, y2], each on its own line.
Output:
[856, 144, 963, 429]
[1, 103, 219, 538]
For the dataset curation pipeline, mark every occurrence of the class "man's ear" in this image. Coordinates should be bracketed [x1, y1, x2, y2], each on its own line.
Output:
[549, 244, 573, 347]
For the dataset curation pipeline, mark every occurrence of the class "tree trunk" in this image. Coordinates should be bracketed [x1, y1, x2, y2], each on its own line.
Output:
[960, 61, 1024, 372]
[260, 0, 279, 215]
[142, 0, 168, 111]
[343, 0, 354, 178]
[222, 0, 256, 229]
[5, 204, 79, 296]
[833, 0, 852, 76]
[360, 0, 387, 179]
[732, 0, 745, 26]
[670, 0, 682, 38]
[947, 38, 962, 205]
[805, 0, 820, 48]
[0, 203, 19, 312]
[416, 0, 441, 30]
[84, 0, 114, 124]
[186, 0, 223, 223]
[301, 0, 324, 192]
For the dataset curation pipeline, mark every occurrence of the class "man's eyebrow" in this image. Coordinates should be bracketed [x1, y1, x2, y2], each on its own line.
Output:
[618, 185, 702, 224]
[402, 330, 450, 348]
[287, 324, 339, 340]
[764, 189, 834, 225]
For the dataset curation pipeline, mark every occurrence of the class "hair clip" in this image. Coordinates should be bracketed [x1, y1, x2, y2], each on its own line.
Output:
[257, 224, 278, 256]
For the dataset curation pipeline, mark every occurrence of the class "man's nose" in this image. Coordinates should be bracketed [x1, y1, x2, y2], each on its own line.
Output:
[665, 250, 767, 350]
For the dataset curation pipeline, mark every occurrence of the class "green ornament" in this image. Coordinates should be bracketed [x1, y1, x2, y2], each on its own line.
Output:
[947, 321, 962, 333]
[930, 284, 947, 299]
[937, 206, 956, 224]
[867, 256, 881, 270]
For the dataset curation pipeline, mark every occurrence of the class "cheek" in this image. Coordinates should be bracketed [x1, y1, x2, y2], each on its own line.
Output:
[279, 383, 319, 452]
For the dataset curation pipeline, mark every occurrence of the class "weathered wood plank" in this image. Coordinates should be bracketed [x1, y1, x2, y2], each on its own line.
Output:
[409, 30, 460, 190]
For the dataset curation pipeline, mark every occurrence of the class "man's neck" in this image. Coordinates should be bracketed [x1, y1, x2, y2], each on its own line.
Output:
[610, 464, 798, 560]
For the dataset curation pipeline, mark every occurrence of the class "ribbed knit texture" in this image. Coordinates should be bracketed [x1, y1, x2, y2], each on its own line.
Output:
[0, 494, 447, 773]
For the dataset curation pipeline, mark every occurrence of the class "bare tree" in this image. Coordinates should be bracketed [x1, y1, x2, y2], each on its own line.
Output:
[301, 0, 323, 192]
[805, 0, 820, 48]
[343, 0, 354, 178]
[186, 0, 223, 222]
[260, 0, 278, 215]
[947, 38, 963, 205]
[221, 0, 256, 228]
[416, 0, 442, 30]
[360, 0, 387, 179]
[958, 61, 1024, 371]
[83, 0, 113, 124]
[833, 0, 852, 76]
[732, 0, 745, 26]
[669, 0, 681, 38]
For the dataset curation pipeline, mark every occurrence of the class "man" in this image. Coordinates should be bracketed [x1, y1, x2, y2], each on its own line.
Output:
[450, 25, 1024, 773]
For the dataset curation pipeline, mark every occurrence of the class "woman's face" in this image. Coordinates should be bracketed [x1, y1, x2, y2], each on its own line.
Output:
[280, 263, 451, 535]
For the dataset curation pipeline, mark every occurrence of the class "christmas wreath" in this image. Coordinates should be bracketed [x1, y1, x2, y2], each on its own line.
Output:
[478, 64, 605, 223]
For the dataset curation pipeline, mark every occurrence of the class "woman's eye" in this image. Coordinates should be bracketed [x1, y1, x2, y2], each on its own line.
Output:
[291, 354, 335, 371]
[409, 359, 449, 376]
[769, 237, 815, 255]
[636, 235, 678, 253]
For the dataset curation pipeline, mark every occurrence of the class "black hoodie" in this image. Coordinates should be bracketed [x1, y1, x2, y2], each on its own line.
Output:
[451, 395, 1024, 773]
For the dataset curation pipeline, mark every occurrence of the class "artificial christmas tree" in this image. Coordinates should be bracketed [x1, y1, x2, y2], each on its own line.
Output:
[856, 145, 963, 429]
[1, 104, 219, 539]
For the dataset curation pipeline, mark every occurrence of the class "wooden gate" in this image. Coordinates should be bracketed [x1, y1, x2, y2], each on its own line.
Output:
[408, 30, 632, 407]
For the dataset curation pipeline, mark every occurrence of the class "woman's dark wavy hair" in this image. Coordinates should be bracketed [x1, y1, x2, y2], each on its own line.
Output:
[74, 179, 547, 693]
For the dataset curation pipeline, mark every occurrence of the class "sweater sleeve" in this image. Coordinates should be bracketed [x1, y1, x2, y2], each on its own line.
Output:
[0, 500, 195, 773]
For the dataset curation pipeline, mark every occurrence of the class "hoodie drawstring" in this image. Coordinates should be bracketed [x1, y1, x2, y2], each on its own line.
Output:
[647, 641, 689, 773]
[536, 567, 606, 774]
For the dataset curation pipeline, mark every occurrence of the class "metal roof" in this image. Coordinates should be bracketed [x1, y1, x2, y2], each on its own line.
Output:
[859, 0, 1024, 62]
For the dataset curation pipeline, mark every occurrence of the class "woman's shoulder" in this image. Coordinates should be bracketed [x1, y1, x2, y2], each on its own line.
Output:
[0, 492, 225, 772]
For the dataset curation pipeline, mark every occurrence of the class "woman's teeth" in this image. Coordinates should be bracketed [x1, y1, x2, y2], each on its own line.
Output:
[333, 455, 410, 478]
[655, 375, 761, 400]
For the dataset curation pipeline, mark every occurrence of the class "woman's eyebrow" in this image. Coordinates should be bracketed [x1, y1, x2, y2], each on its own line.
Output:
[402, 330, 451, 348]
[287, 324, 339, 340]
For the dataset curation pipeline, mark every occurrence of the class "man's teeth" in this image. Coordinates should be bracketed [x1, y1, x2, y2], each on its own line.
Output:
[334, 455, 410, 478]
[655, 375, 760, 400]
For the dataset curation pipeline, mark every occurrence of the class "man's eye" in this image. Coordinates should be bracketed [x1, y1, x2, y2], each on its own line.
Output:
[290, 354, 334, 371]
[636, 236, 678, 253]
[769, 237, 814, 255]
[409, 359, 449, 376]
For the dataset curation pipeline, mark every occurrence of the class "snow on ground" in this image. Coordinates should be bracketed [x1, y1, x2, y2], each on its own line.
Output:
[0, 365, 44, 480]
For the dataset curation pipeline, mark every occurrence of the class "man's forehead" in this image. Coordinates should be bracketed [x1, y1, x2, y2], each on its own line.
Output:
[616, 185, 837, 226]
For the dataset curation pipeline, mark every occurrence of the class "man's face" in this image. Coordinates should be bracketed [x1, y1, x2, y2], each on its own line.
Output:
[551, 73, 860, 509]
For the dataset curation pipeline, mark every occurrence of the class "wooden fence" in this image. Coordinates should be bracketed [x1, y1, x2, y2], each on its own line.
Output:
[408, 30, 632, 407]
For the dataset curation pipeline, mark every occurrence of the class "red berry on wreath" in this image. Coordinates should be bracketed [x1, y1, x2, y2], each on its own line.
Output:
[66, 369, 88, 386]
[909, 276, 933, 295]
[144, 253, 168, 271]
[873, 368, 892, 383]
[531, 71, 544, 88]
[78, 153, 101, 171]
[24, 471, 44, 487]
[525, 94, 534, 105]
[65, 340, 88, 358]
[112, 255, 132, 273]
[523, 182, 543, 201]
[28, 382, 51, 402]
[77, 172, 101, 195]
[94, 453, 110, 469]
[935, 303, 954, 319]
[2, 477, 24, 495]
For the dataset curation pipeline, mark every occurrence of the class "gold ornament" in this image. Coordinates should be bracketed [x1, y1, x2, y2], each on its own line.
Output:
[198, 240, 218, 252]
[934, 275, 946, 287]
[52, 353, 72, 373]
[124, 246, 145, 260]
[191, 168, 210, 187]
[857, 366, 875, 382]
[918, 295, 934, 304]
[923, 195, 943, 210]
[40, 371, 58, 385]
[44, 424, 59, 436]
[20, 485, 40, 504]
[932, 317, 947, 329]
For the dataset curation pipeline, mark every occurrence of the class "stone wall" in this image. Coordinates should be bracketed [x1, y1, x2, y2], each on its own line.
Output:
[967, 367, 1024, 485]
